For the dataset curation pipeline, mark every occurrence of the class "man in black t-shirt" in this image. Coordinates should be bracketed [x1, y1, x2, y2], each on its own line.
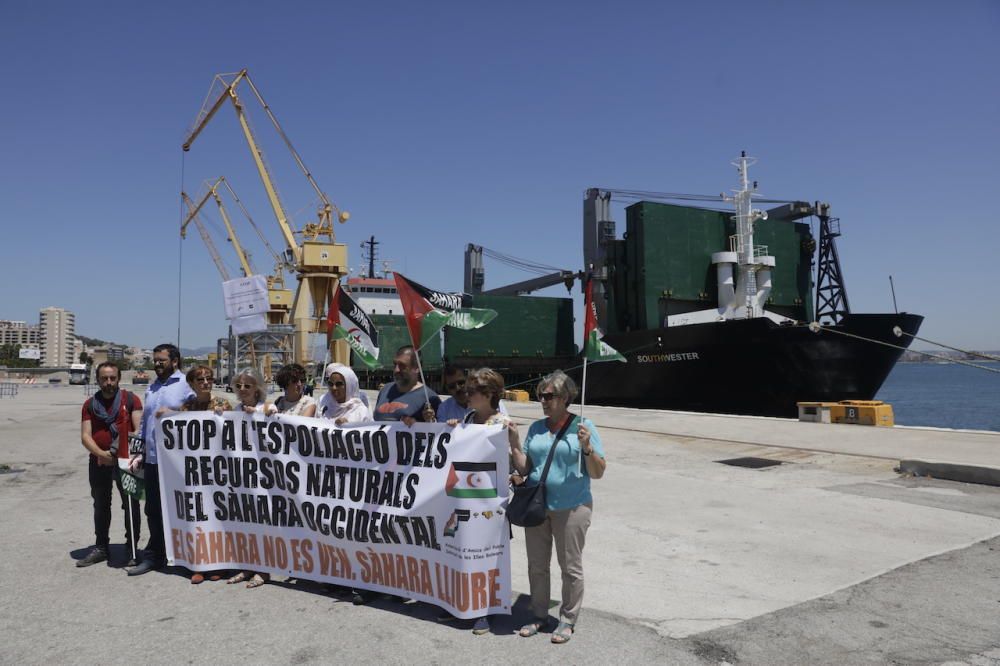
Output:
[374, 345, 441, 424]
[353, 346, 440, 605]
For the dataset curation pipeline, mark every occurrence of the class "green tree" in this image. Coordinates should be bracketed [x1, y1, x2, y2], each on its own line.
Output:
[0, 344, 40, 368]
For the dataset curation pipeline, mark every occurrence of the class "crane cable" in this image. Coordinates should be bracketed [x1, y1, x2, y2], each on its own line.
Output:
[176, 151, 186, 350]
[479, 246, 569, 276]
[600, 188, 800, 206]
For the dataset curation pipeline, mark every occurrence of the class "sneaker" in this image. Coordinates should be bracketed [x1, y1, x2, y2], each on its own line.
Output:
[76, 547, 108, 568]
[126, 558, 161, 576]
[351, 590, 371, 606]
[435, 610, 456, 623]
[471, 617, 490, 635]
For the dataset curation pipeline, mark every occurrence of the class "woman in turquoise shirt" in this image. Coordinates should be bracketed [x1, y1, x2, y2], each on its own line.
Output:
[510, 370, 606, 644]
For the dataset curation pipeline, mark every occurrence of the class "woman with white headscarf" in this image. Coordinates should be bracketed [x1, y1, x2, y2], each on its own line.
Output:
[318, 363, 371, 425]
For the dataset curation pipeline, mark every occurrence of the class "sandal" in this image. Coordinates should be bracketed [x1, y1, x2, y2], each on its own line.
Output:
[246, 573, 269, 589]
[227, 571, 249, 584]
[551, 621, 574, 644]
[518, 619, 547, 637]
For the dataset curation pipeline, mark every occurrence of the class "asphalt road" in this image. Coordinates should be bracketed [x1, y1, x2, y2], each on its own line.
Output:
[1, 385, 998, 665]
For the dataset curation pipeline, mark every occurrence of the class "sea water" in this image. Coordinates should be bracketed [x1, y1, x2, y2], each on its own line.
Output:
[876, 361, 1000, 432]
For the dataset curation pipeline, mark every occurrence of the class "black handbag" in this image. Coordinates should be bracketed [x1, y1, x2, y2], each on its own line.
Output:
[507, 414, 576, 527]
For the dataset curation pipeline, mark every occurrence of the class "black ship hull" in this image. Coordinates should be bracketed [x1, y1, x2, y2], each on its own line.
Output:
[581, 313, 924, 418]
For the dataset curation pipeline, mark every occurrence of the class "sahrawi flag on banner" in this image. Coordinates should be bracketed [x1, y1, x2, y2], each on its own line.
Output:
[446, 462, 499, 498]
[584, 278, 626, 363]
[327, 284, 380, 368]
[392, 273, 497, 350]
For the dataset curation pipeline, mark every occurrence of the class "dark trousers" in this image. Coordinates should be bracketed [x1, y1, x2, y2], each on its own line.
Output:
[143, 462, 165, 563]
[88, 457, 141, 550]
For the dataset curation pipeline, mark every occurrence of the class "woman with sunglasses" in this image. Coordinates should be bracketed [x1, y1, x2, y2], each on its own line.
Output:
[231, 368, 268, 415]
[318, 363, 371, 425]
[272, 363, 317, 417]
[181, 365, 231, 415]
[226, 368, 271, 589]
[179, 365, 231, 585]
[510, 370, 606, 644]
[439, 367, 519, 634]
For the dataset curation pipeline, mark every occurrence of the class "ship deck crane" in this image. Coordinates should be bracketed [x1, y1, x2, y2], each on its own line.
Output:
[464, 244, 580, 296]
[182, 69, 350, 364]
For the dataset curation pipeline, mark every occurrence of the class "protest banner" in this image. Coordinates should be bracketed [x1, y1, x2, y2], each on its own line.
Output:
[157, 413, 512, 618]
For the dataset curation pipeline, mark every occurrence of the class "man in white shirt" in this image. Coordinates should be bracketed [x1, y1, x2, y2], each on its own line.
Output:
[127, 343, 194, 576]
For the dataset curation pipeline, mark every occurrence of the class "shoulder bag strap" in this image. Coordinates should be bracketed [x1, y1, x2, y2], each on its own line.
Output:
[537, 413, 576, 484]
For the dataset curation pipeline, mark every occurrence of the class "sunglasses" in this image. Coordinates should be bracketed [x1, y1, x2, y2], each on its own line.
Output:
[234, 383, 255, 390]
[467, 385, 488, 395]
[446, 379, 466, 391]
[538, 392, 558, 401]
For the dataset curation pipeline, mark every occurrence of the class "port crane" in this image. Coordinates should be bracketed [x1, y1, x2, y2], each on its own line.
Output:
[181, 177, 293, 325]
[180, 191, 232, 282]
[182, 69, 350, 364]
[180, 181, 295, 382]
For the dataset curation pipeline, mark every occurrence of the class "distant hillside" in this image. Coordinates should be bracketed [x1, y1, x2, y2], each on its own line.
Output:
[181, 346, 216, 357]
[77, 335, 129, 348]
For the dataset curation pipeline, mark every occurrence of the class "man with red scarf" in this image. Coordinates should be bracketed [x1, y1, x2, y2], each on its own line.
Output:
[77, 362, 142, 567]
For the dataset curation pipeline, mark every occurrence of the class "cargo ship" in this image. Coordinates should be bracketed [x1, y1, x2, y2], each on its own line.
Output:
[578, 153, 922, 417]
[348, 153, 922, 418]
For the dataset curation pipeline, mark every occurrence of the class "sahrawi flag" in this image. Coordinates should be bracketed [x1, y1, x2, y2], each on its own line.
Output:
[327, 284, 380, 368]
[584, 278, 625, 363]
[446, 462, 498, 498]
[393, 273, 497, 350]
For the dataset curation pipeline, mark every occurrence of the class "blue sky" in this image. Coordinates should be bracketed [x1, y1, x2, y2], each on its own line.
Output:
[1, 1, 997, 352]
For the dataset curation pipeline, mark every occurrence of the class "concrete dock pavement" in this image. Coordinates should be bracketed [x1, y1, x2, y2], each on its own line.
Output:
[501, 400, 1000, 486]
[1, 386, 999, 665]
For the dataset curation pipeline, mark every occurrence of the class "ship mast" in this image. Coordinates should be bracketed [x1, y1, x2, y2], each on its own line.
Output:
[723, 152, 772, 319]
[360, 235, 379, 279]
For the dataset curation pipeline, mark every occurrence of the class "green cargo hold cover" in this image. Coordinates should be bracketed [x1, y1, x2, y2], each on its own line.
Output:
[444, 294, 574, 359]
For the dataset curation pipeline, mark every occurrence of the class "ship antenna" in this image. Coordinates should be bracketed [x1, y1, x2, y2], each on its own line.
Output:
[360, 235, 379, 279]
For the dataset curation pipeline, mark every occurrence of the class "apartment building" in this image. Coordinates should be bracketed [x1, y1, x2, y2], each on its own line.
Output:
[0, 320, 41, 347]
[39, 306, 76, 367]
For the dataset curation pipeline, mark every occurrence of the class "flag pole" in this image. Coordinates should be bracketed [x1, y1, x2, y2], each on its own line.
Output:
[414, 346, 432, 408]
[124, 483, 137, 562]
[580, 355, 588, 418]
[414, 325, 447, 409]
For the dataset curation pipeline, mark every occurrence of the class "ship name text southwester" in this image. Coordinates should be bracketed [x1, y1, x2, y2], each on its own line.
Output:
[636, 352, 700, 363]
